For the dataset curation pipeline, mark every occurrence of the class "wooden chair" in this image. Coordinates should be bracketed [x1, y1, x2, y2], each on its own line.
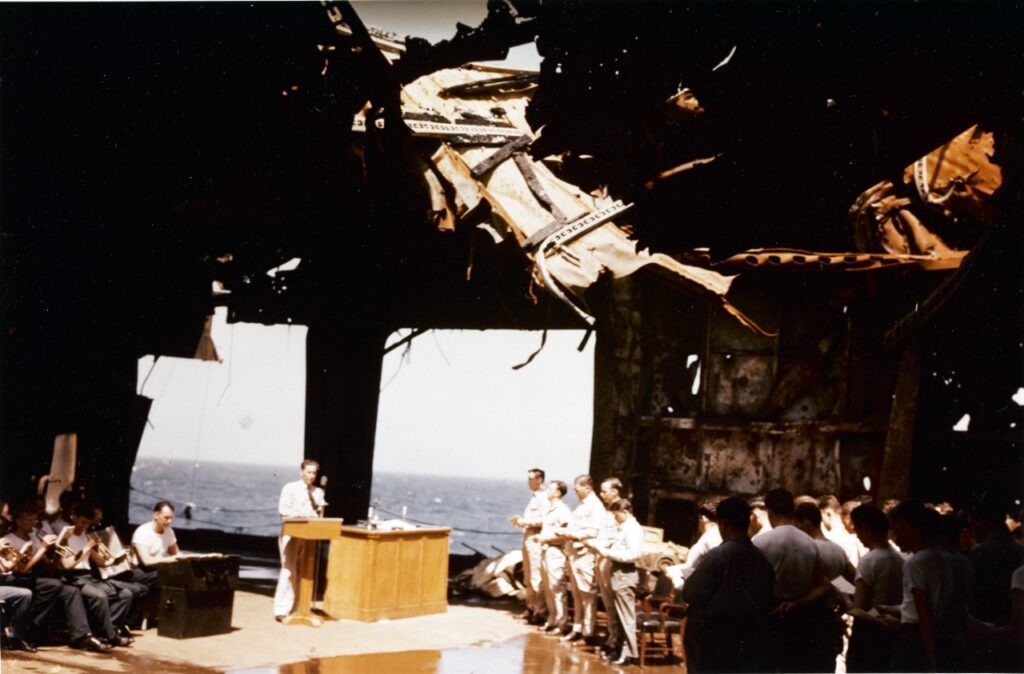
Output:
[637, 594, 687, 667]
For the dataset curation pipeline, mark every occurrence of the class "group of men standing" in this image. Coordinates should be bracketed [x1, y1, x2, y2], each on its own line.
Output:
[510, 469, 645, 666]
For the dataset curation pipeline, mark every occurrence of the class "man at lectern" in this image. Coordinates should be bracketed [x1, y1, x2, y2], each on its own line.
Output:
[274, 460, 326, 621]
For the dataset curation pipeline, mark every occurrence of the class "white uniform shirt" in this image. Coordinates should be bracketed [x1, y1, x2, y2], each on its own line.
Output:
[278, 480, 325, 520]
[567, 493, 605, 547]
[538, 500, 571, 545]
[521, 488, 548, 531]
[132, 520, 177, 564]
[753, 524, 820, 600]
[856, 545, 905, 608]
[605, 516, 645, 565]
[900, 547, 952, 624]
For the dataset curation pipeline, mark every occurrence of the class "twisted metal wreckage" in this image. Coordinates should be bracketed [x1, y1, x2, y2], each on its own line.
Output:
[0, 1, 1018, 536]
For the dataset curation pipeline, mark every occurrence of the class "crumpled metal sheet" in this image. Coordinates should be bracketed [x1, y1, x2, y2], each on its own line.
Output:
[712, 247, 967, 273]
[850, 124, 1002, 257]
[365, 66, 766, 334]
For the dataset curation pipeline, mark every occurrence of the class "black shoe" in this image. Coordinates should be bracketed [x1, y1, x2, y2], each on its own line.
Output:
[8, 638, 37, 653]
[108, 635, 133, 647]
[543, 624, 561, 633]
[560, 631, 583, 643]
[72, 635, 113, 653]
[118, 625, 135, 640]
[611, 655, 637, 666]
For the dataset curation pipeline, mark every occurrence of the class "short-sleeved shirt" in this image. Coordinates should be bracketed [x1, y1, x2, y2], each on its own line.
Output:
[856, 545, 904, 608]
[132, 521, 177, 564]
[815, 538, 850, 581]
[681, 525, 723, 580]
[2, 531, 42, 568]
[566, 493, 605, 553]
[753, 524, 819, 601]
[900, 547, 952, 624]
[521, 488, 548, 532]
[538, 500, 571, 546]
[64, 531, 93, 571]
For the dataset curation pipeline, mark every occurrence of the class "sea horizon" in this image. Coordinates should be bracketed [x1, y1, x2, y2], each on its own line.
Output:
[129, 457, 530, 555]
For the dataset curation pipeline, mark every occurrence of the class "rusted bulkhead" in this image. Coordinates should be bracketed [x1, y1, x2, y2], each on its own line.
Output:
[590, 272, 909, 536]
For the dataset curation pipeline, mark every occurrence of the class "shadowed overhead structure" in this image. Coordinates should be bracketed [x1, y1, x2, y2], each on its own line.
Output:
[1, 1, 1019, 531]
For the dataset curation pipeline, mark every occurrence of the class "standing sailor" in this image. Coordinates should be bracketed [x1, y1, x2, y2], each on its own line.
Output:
[274, 460, 326, 621]
[560, 475, 605, 643]
[536, 480, 572, 634]
[595, 477, 624, 657]
[509, 468, 547, 625]
[587, 498, 645, 666]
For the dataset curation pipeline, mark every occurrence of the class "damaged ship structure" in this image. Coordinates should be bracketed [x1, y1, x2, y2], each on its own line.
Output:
[1, 1, 1020, 539]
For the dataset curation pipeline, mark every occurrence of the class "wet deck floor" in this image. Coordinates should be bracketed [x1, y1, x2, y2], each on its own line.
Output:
[3, 632, 678, 674]
[232, 633, 677, 674]
[0, 590, 683, 673]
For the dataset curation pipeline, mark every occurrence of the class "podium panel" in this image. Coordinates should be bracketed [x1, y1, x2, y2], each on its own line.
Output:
[324, 526, 450, 621]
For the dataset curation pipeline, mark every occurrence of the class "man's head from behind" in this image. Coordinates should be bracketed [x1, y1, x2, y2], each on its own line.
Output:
[793, 502, 823, 537]
[716, 497, 752, 539]
[764, 488, 795, 527]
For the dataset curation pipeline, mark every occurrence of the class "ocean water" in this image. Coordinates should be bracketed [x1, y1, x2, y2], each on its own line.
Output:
[129, 458, 529, 554]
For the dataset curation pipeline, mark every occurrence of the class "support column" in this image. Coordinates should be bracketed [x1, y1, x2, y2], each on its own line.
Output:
[589, 277, 646, 511]
[877, 341, 922, 502]
[304, 319, 388, 524]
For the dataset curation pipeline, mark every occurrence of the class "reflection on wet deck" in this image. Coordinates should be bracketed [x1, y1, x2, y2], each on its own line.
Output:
[231, 632, 668, 674]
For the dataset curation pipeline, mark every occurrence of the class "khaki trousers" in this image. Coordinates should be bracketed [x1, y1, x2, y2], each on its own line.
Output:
[568, 545, 598, 636]
[522, 532, 545, 615]
[597, 556, 621, 646]
[541, 544, 569, 629]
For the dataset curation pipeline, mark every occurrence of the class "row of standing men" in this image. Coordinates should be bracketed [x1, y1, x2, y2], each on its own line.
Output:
[510, 470, 645, 666]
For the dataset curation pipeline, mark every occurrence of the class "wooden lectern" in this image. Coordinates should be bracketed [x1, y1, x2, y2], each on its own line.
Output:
[323, 525, 450, 621]
[280, 517, 344, 627]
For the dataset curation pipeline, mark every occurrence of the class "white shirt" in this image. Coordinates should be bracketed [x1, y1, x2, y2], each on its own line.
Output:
[278, 480, 325, 520]
[538, 500, 571, 545]
[605, 516, 645, 565]
[567, 493, 605, 544]
[2, 531, 42, 574]
[40, 517, 72, 538]
[900, 547, 952, 624]
[132, 520, 177, 564]
[856, 545, 905, 609]
[753, 524, 820, 600]
[681, 525, 723, 580]
[520, 488, 548, 531]
[64, 531, 93, 571]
